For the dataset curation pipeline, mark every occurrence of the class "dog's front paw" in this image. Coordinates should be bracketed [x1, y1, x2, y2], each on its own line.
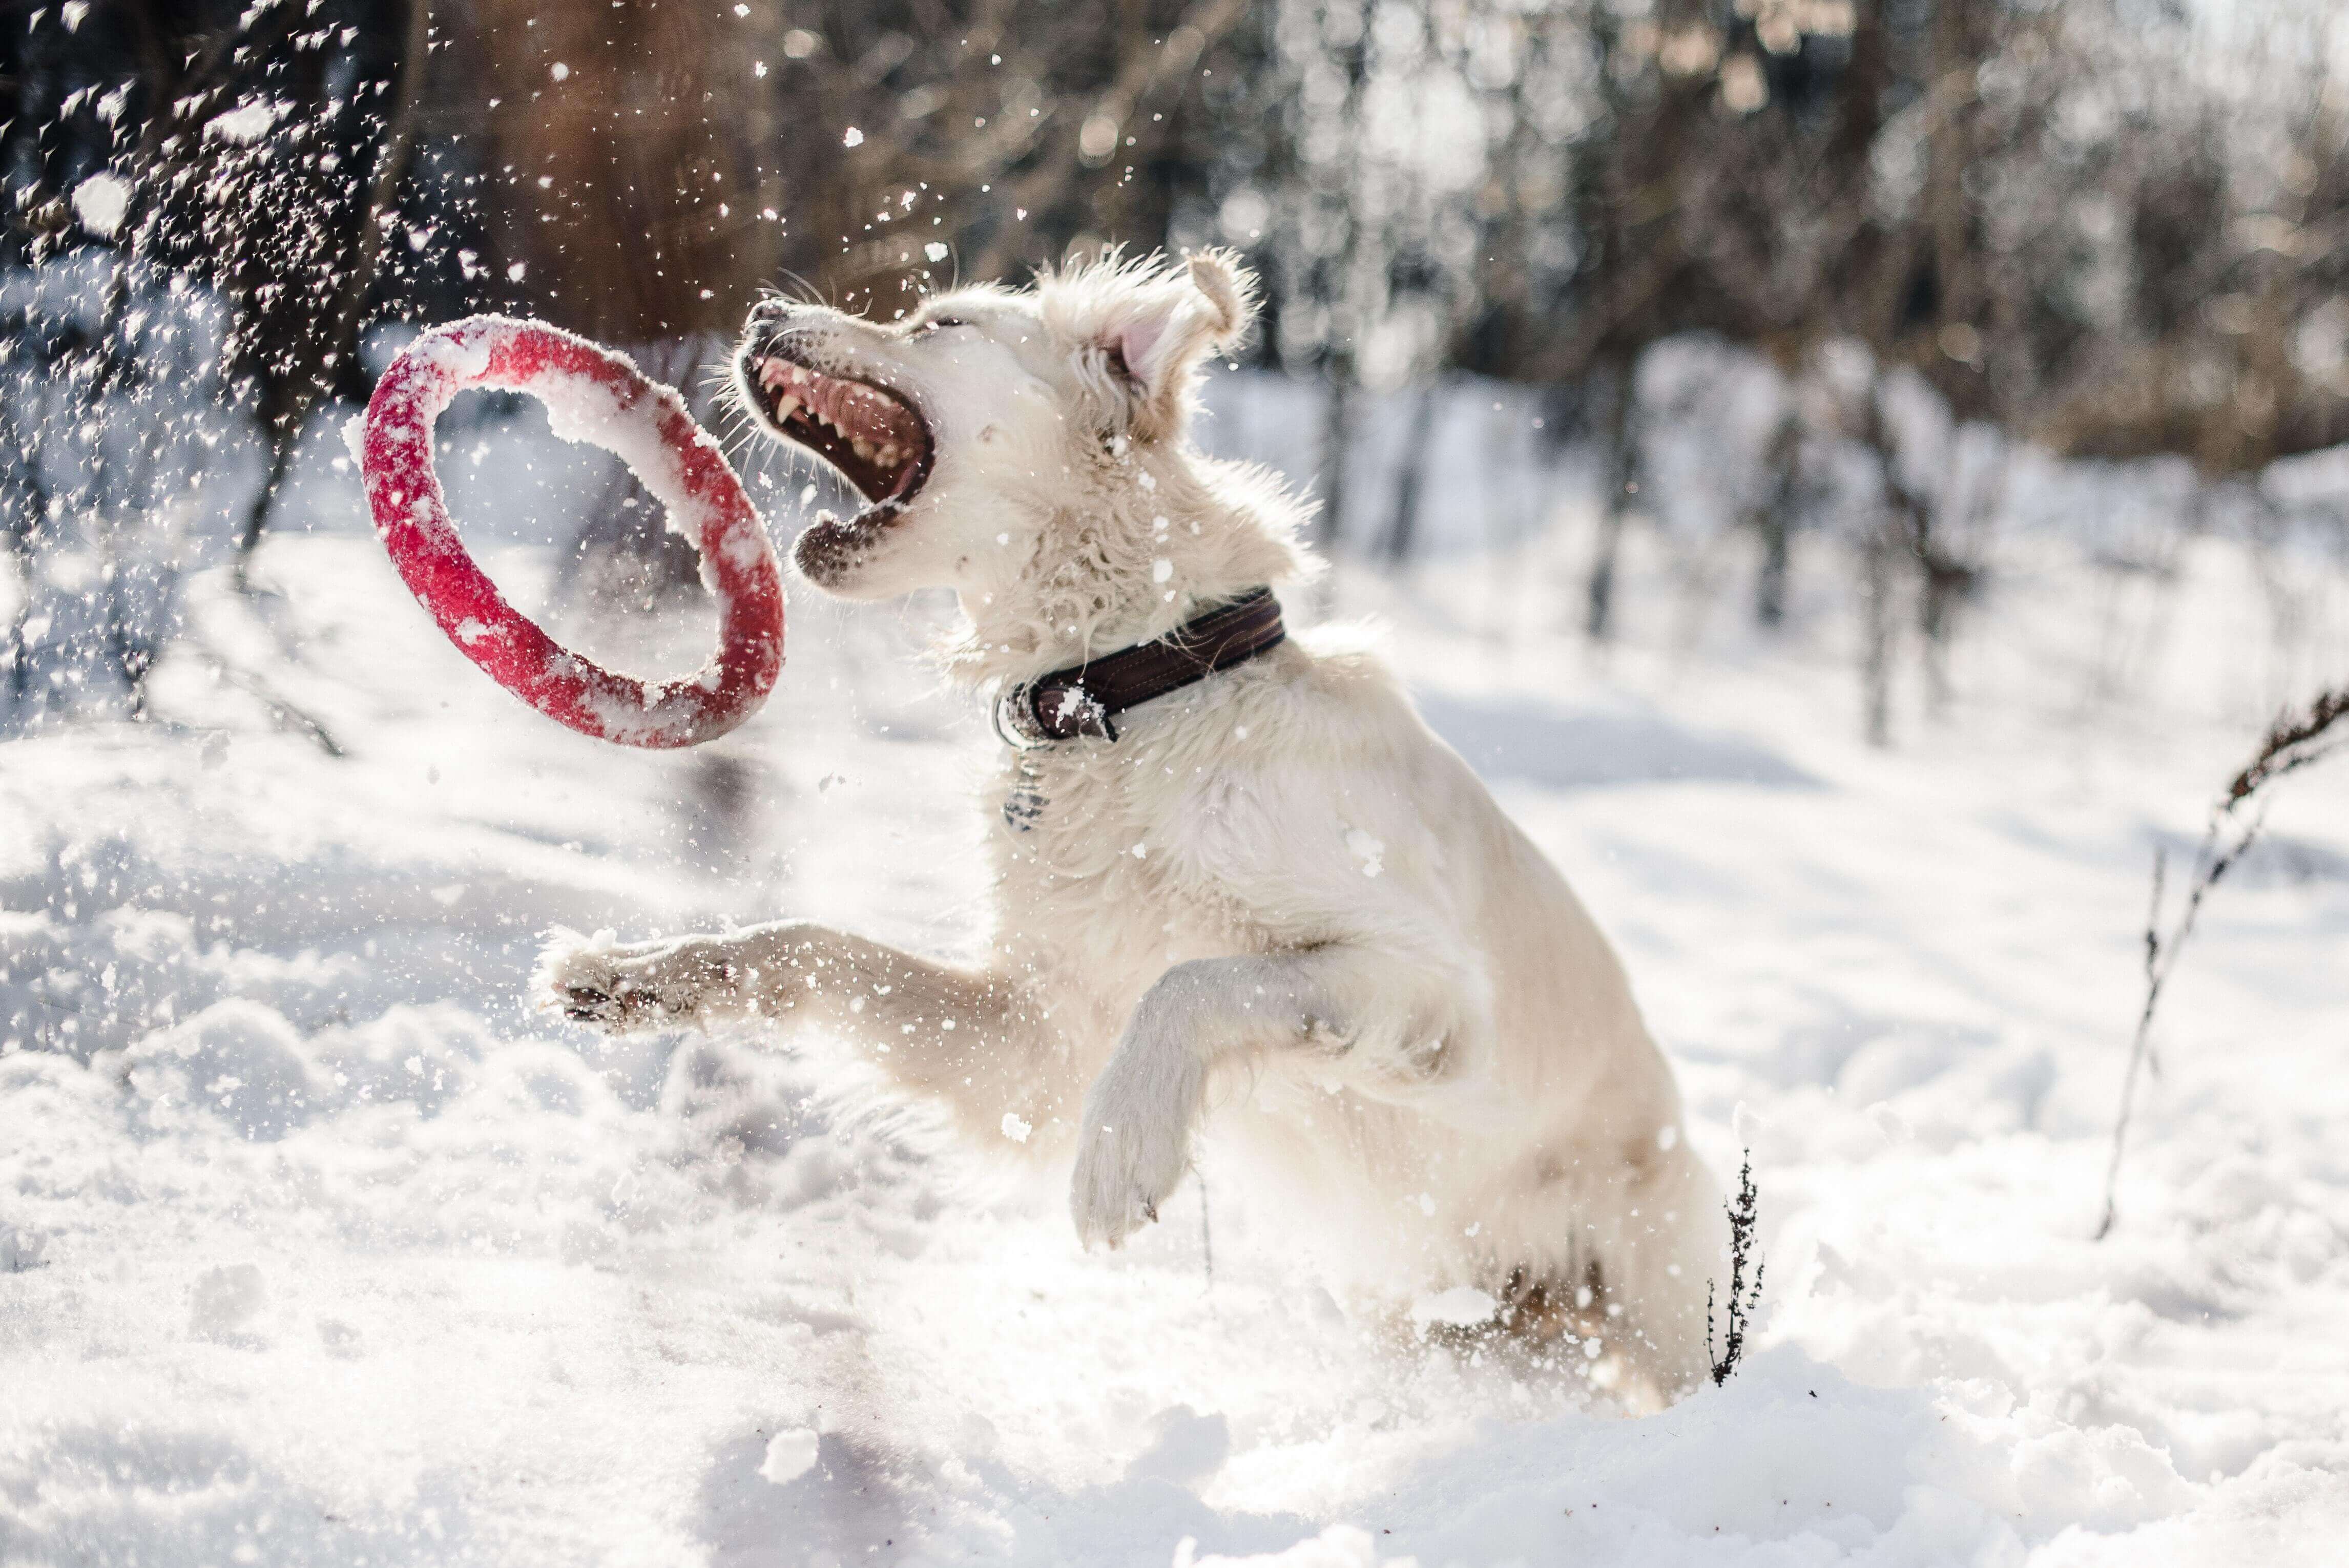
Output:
[1068, 1106, 1189, 1250]
[533, 928, 736, 1034]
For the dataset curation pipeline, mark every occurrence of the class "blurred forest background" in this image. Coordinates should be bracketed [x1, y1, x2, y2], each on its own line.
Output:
[5, 0, 2349, 746]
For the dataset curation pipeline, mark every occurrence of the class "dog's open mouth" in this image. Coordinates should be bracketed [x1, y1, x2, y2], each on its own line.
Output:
[744, 348, 933, 517]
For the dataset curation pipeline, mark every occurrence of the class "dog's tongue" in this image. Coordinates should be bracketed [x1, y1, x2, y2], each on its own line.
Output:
[860, 385, 921, 446]
[847, 386, 921, 449]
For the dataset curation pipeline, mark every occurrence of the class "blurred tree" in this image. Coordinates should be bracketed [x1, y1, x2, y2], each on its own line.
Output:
[9, 0, 2349, 743]
[427, 0, 1252, 594]
[460, 0, 781, 343]
[691, 0, 1251, 315]
[441, 0, 787, 600]
[107, 0, 434, 567]
[3, 0, 420, 727]
[2042, 6, 2349, 476]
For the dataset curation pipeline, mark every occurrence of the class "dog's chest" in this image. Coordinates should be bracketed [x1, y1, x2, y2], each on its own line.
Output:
[985, 736, 1246, 987]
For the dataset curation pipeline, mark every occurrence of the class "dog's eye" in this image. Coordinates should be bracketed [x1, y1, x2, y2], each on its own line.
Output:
[916, 317, 967, 336]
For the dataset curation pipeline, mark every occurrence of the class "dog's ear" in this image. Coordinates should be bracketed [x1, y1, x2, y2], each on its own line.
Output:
[1095, 249, 1257, 441]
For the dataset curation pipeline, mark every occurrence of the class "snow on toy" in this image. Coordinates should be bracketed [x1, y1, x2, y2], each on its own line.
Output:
[359, 316, 783, 748]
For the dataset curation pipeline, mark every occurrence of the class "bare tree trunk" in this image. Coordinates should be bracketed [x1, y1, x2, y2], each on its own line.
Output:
[1918, 557, 1964, 719]
[1860, 515, 1899, 747]
[1859, 375, 1904, 745]
[1753, 414, 1801, 629]
[1315, 377, 1354, 553]
[1382, 382, 1440, 567]
[1586, 362, 1637, 641]
[1902, 436, 1959, 722]
[1857, 371, 1971, 744]
[235, 430, 302, 588]
[0, 381, 49, 716]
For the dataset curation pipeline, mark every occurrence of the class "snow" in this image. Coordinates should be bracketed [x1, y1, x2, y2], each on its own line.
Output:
[1408, 1287, 1499, 1330]
[68, 172, 130, 239]
[4, 381, 2348, 1565]
[0, 1223, 46, 1274]
[187, 1263, 268, 1341]
[757, 1427, 821, 1487]
[206, 98, 286, 147]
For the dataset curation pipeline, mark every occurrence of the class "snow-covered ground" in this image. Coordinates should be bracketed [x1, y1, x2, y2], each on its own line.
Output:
[4, 388, 2347, 1566]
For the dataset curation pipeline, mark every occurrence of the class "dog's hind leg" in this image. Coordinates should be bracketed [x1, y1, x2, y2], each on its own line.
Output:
[1478, 1140, 1724, 1407]
[536, 922, 1065, 1136]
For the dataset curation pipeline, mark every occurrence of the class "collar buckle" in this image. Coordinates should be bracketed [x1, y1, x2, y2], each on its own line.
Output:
[992, 684, 1057, 751]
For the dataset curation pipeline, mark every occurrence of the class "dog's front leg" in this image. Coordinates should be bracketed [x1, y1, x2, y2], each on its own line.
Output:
[537, 922, 1057, 1124]
[1070, 946, 1451, 1248]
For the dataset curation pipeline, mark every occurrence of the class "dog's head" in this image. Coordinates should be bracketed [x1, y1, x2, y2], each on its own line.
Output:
[732, 250, 1256, 600]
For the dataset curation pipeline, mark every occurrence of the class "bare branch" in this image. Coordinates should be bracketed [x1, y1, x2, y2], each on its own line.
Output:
[2097, 680, 2345, 1237]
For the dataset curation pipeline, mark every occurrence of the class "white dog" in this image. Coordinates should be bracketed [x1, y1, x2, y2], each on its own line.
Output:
[538, 252, 1723, 1400]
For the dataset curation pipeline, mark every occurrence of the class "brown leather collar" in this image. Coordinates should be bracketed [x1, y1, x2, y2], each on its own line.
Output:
[994, 588, 1286, 747]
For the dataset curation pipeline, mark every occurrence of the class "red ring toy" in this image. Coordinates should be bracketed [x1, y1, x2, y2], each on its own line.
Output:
[360, 316, 783, 748]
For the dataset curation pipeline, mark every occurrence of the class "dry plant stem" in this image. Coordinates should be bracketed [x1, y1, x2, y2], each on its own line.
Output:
[2096, 682, 2346, 1239]
[1707, 1151, 1764, 1386]
[2228, 687, 2349, 803]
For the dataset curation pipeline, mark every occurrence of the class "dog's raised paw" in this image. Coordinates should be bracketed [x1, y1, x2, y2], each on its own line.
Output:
[1068, 1114, 1187, 1250]
[533, 929, 704, 1034]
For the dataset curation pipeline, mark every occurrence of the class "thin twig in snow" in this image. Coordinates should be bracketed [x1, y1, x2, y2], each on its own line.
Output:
[2096, 682, 2346, 1238]
[1707, 1151, 1763, 1386]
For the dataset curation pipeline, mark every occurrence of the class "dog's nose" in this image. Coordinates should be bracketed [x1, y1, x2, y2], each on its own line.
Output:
[742, 298, 802, 356]
[745, 296, 796, 330]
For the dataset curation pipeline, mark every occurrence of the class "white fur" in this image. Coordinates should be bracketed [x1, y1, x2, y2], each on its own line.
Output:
[538, 252, 1724, 1403]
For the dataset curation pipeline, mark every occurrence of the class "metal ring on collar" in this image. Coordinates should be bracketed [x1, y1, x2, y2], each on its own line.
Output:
[992, 685, 1056, 751]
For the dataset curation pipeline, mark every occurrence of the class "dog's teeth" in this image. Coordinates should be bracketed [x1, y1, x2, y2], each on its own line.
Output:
[851, 437, 874, 461]
[771, 395, 801, 423]
[758, 360, 789, 390]
[877, 443, 899, 467]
